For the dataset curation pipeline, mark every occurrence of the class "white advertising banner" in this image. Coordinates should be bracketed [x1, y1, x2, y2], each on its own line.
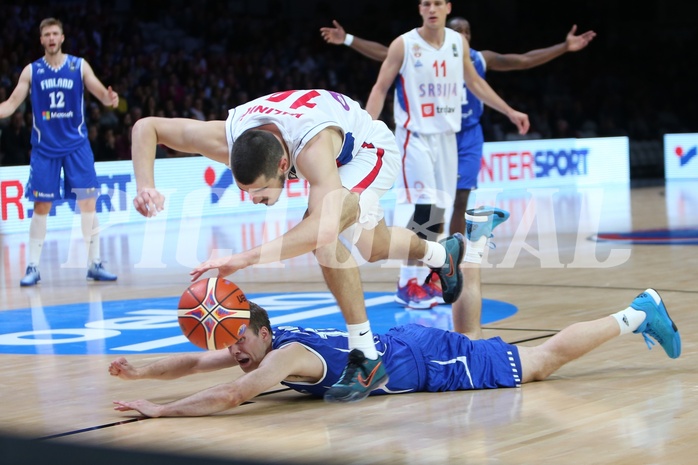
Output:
[664, 133, 698, 179]
[1, 136, 630, 235]
[478, 136, 630, 188]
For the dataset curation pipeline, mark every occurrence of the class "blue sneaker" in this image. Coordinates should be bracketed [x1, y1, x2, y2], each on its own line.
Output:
[87, 261, 118, 281]
[465, 206, 510, 242]
[324, 349, 389, 403]
[630, 289, 681, 359]
[20, 265, 41, 287]
[428, 233, 465, 304]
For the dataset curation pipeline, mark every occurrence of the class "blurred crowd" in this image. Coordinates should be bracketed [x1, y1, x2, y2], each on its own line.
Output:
[1, 1, 696, 167]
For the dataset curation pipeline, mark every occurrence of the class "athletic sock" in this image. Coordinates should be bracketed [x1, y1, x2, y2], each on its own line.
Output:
[610, 307, 646, 335]
[464, 214, 488, 264]
[420, 241, 446, 268]
[28, 213, 48, 266]
[398, 265, 419, 287]
[347, 322, 378, 359]
[81, 212, 100, 264]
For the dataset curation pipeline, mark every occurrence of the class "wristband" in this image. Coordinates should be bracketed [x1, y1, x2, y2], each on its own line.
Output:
[343, 33, 354, 47]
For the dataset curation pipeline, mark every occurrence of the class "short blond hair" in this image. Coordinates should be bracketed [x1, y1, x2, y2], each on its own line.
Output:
[39, 18, 63, 35]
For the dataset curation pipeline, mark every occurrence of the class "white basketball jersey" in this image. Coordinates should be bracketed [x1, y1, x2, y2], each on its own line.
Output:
[393, 28, 464, 135]
[225, 89, 376, 180]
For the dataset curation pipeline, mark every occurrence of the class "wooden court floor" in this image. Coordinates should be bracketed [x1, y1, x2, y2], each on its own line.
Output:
[0, 183, 697, 465]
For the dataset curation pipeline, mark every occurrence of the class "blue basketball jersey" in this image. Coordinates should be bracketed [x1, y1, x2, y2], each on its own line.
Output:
[272, 324, 521, 397]
[460, 49, 486, 130]
[30, 54, 88, 156]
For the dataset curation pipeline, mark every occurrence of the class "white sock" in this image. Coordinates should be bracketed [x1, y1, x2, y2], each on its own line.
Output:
[464, 236, 487, 264]
[81, 212, 100, 264]
[610, 307, 646, 335]
[416, 266, 431, 282]
[464, 213, 488, 264]
[28, 213, 48, 266]
[421, 241, 446, 268]
[347, 322, 378, 359]
[398, 265, 419, 287]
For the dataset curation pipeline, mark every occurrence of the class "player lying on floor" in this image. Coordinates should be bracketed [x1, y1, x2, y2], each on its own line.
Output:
[109, 289, 681, 417]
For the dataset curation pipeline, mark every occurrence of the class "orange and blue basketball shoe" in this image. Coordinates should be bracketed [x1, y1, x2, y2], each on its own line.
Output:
[630, 288, 681, 359]
[324, 349, 389, 403]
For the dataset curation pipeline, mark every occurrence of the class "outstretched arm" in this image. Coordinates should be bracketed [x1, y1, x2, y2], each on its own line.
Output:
[83, 60, 119, 108]
[131, 117, 229, 216]
[483, 24, 596, 71]
[109, 349, 238, 381]
[112, 344, 315, 417]
[320, 20, 388, 62]
[189, 129, 347, 280]
[461, 36, 530, 134]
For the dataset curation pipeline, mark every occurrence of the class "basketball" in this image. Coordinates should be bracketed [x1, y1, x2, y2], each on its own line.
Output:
[177, 278, 250, 350]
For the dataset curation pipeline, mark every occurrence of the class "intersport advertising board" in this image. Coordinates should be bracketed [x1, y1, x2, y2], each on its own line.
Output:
[1, 137, 629, 235]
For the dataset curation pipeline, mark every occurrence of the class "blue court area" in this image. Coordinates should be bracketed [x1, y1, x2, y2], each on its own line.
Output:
[0, 292, 517, 355]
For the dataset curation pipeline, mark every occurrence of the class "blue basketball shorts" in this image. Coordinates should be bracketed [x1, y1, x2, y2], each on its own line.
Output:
[25, 143, 99, 202]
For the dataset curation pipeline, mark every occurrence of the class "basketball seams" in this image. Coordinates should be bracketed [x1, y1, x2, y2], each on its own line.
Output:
[178, 278, 251, 351]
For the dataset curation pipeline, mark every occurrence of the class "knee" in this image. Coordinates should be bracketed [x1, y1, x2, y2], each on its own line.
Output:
[33, 202, 52, 215]
[366, 244, 389, 263]
[406, 204, 445, 242]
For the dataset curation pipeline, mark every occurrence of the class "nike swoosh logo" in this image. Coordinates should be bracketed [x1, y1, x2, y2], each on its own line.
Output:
[357, 361, 383, 388]
[359, 330, 369, 336]
[445, 255, 455, 277]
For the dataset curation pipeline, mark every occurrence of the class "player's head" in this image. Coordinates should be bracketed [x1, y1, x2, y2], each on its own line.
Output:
[447, 16, 471, 42]
[227, 301, 273, 373]
[248, 301, 272, 336]
[39, 18, 64, 54]
[418, 0, 452, 29]
[230, 129, 287, 206]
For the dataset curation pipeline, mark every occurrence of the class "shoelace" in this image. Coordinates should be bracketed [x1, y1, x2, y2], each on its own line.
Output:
[641, 333, 657, 350]
[641, 321, 667, 350]
[336, 363, 360, 384]
[423, 270, 439, 288]
[421, 272, 442, 297]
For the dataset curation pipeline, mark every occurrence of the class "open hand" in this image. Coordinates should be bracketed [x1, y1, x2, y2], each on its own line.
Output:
[566, 25, 597, 52]
[113, 399, 162, 417]
[133, 187, 165, 217]
[320, 20, 346, 45]
[189, 254, 250, 282]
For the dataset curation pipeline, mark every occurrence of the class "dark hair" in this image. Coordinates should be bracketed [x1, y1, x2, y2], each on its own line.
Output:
[248, 301, 272, 335]
[230, 130, 284, 184]
[447, 17, 470, 35]
[39, 18, 63, 34]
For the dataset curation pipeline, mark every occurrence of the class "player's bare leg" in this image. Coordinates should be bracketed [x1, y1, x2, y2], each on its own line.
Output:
[452, 266, 483, 339]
